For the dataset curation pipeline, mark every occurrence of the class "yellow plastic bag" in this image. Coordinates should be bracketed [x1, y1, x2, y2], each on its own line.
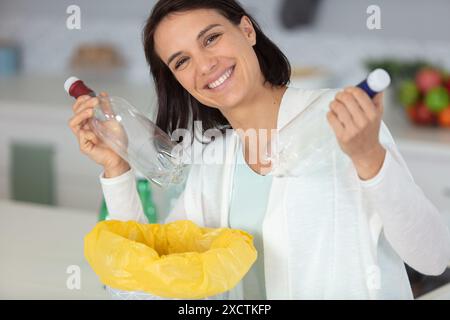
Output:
[84, 219, 257, 299]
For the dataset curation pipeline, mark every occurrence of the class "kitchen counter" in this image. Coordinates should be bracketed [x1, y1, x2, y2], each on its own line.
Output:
[382, 101, 450, 151]
[0, 199, 108, 299]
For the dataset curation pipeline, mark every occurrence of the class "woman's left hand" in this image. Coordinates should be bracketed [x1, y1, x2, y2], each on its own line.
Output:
[326, 86, 387, 180]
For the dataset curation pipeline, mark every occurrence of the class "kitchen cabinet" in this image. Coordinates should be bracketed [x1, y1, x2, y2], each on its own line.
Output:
[0, 99, 107, 211]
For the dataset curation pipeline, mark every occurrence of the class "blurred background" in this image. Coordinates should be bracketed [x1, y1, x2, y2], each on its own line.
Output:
[0, 0, 449, 299]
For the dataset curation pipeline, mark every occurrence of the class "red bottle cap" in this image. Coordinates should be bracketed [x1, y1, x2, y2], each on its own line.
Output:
[64, 76, 96, 98]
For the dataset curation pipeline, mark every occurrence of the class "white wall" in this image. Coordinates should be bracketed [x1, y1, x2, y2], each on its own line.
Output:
[1, 0, 449, 84]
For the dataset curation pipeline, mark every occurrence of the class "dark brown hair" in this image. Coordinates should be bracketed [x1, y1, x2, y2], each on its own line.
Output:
[142, 0, 291, 143]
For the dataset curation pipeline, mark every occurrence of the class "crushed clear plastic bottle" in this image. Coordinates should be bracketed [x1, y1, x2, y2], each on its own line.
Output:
[65, 77, 189, 187]
[266, 89, 337, 177]
[265, 69, 391, 177]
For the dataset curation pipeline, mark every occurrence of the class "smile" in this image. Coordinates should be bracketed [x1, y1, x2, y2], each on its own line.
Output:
[206, 65, 235, 90]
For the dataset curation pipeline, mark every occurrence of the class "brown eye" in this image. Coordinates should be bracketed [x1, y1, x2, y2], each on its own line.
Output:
[205, 33, 221, 46]
[175, 57, 188, 70]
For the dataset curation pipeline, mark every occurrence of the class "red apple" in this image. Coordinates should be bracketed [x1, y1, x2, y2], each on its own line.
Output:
[415, 68, 443, 93]
[445, 77, 450, 94]
[406, 106, 417, 122]
[409, 103, 436, 126]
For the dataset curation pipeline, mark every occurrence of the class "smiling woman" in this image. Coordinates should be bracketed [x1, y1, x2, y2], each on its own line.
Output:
[142, 0, 291, 140]
[94, 0, 450, 300]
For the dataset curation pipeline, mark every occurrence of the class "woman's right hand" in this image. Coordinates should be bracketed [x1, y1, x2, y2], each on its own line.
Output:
[68, 92, 130, 177]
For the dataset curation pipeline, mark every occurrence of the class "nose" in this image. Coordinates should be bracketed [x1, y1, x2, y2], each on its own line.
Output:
[197, 53, 218, 76]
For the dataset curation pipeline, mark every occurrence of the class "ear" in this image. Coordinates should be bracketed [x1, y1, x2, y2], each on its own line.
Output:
[239, 15, 256, 46]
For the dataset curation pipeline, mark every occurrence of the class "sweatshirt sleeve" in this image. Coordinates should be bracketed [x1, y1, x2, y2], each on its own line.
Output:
[99, 168, 189, 224]
[359, 121, 450, 276]
[99, 168, 147, 223]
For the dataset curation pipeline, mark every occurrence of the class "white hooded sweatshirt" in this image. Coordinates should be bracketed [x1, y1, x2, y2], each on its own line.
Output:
[100, 86, 450, 299]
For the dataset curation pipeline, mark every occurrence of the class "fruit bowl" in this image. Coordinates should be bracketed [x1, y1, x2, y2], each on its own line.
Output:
[398, 67, 450, 128]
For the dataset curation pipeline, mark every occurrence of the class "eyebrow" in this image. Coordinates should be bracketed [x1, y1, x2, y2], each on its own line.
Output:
[166, 23, 222, 66]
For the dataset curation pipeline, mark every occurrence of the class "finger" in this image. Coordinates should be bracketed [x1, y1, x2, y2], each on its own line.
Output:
[326, 110, 344, 137]
[79, 130, 89, 153]
[72, 95, 90, 112]
[98, 93, 114, 116]
[76, 97, 101, 129]
[73, 96, 100, 114]
[79, 129, 97, 154]
[81, 122, 91, 130]
[336, 90, 368, 129]
[329, 99, 355, 130]
[373, 92, 384, 114]
[344, 87, 378, 120]
[68, 108, 94, 135]
[72, 95, 91, 113]
[83, 130, 99, 145]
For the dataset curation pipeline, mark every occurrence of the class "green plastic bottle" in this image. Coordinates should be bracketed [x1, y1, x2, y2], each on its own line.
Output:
[98, 173, 157, 223]
[137, 177, 158, 223]
[98, 197, 109, 222]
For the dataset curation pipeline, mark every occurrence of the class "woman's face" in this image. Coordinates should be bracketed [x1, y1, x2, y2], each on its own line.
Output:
[154, 9, 262, 110]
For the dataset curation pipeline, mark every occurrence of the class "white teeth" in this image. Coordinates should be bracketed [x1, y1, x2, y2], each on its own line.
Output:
[207, 67, 233, 89]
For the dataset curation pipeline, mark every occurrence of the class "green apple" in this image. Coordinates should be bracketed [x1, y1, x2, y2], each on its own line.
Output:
[425, 87, 450, 112]
[398, 80, 420, 106]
